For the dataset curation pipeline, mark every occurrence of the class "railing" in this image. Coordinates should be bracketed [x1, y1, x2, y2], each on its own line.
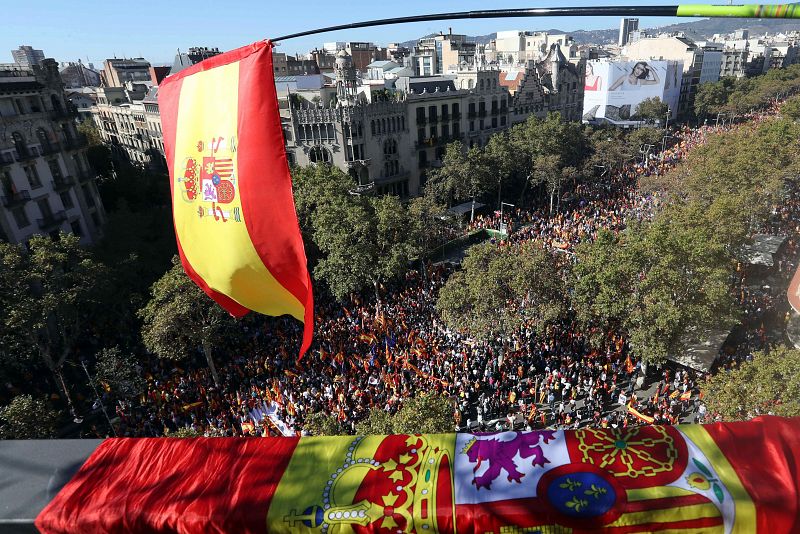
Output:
[491, 108, 499, 115]
[37, 210, 67, 230]
[452, 112, 462, 120]
[478, 110, 487, 118]
[14, 147, 39, 162]
[62, 134, 88, 150]
[76, 170, 95, 182]
[467, 111, 476, 119]
[415, 116, 427, 126]
[40, 142, 62, 156]
[1, 190, 31, 207]
[52, 175, 74, 190]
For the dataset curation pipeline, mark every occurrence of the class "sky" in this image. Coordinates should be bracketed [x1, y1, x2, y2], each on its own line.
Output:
[2, 0, 701, 66]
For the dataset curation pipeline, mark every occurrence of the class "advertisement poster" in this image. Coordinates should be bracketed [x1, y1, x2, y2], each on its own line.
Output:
[583, 59, 682, 126]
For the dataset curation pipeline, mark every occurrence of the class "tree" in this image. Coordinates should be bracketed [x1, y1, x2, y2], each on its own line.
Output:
[355, 408, 396, 435]
[139, 257, 242, 385]
[437, 242, 568, 341]
[163, 427, 203, 438]
[0, 233, 111, 418]
[693, 78, 736, 118]
[635, 97, 669, 123]
[783, 95, 800, 121]
[355, 393, 453, 434]
[303, 412, 346, 436]
[702, 346, 800, 420]
[0, 395, 61, 439]
[425, 142, 490, 207]
[77, 117, 103, 147]
[93, 346, 145, 400]
[313, 193, 418, 303]
[571, 222, 738, 364]
[392, 393, 454, 434]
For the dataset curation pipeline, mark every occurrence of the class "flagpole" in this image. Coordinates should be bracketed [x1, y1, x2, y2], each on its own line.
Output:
[271, 3, 800, 42]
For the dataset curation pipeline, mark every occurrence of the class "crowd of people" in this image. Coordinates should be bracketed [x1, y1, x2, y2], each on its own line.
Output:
[109, 102, 798, 438]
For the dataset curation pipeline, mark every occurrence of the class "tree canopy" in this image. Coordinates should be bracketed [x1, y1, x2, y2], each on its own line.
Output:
[702, 346, 800, 420]
[437, 242, 568, 340]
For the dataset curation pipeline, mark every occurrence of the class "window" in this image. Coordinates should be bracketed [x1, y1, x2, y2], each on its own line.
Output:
[441, 104, 448, 120]
[452, 103, 459, 117]
[309, 146, 332, 164]
[428, 106, 437, 122]
[12, 207, 29, 228]
[416, 107, 425, 125]
[417, 128, 425, 144]
[48, 159, 63, 180]
[25, 165, 42, 188]
[469, 121, 475, 132]
[442, 124, 450, 140]
[70, 220, 83, 237]
[429, 125, 437, 139]
[492, 117, 498, 129]
[82, 184, 96, 208]
[60, 191, 74, 209]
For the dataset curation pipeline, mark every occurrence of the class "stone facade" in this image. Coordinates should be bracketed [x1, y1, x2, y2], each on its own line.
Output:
[0, 59, 105, 244]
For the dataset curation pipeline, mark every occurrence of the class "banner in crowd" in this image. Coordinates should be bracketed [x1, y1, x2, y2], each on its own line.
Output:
[582, 59, 682, 126]
[36, 416, 800, 533]
[158, 41, 314, 357]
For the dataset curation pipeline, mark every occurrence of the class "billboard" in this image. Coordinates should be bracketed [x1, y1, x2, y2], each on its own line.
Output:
[582, 59, 682, 126]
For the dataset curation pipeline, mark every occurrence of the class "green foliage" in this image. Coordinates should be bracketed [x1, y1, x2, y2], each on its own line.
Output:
[355, 409, 396, 435]
[304, 412, 346, 436]
[425, 141, 490, 207]
[634, 97, 669, 123]
[572, 222, 738, 364]
[694, 77, 737, 118]
[702, 346, 800, 420]
[93, 346, 145, 400]
[0, 395, 61, 439]
[163, 426, 203, 438]
[391, 393, 454, 434]
[308, 171, 419, 301]
[783, 95, 800, 121]
[96, 166, 170, 213]
[437, 242, 568, 340]
[356, 393, 453, 435]
[139, 257, 241, 384]
[0, 233, 111, 380]
[77, 117, 103, 147]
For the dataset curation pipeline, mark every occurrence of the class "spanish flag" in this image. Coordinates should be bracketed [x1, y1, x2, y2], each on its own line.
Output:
[158, 41, 314, 358]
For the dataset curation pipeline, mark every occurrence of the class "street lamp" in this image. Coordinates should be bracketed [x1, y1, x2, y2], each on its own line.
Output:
[499, 202, 514, 235]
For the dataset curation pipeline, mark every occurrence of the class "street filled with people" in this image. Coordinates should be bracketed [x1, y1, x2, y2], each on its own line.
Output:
[109, 102, 800, 439]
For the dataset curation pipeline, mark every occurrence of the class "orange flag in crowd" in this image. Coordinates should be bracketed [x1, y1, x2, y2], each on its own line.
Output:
[158, 41, 314, 358]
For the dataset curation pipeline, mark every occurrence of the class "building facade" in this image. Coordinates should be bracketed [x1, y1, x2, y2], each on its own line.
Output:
[11, 45, 44, 67]
[0, 60, 104, 244]
[282, 49, 584, 197]
[100, 58, 152, 87]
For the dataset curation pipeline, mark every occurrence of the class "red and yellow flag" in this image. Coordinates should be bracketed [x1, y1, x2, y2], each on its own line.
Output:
[158, 41, 313, 357]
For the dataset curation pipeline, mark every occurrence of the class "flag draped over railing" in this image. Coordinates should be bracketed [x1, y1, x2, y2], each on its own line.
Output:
[158, 41, 313, 358]
[35, 416, 800, 533]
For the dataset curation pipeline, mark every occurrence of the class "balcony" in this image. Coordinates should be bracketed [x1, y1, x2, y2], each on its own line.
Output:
[77, 170, 96, 183]
[40, 142, 62, 156]
[50, 108, 78, 121]
[491, 108, 499, 115]
[1, 190, 31, 207]
[61, 134, 88, 150]
[14, 147, 40, 162]
[478, 110, 487, 118]
[452, 112, 462, 120]
[52, 175, 74, 190]
[37, 210, 67, 230]
[416, 116, 427, 126]
[467, 111, 476, 119]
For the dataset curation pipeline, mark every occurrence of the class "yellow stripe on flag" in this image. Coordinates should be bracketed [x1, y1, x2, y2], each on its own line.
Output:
[173, 61, 304, 320]
[606, 503, 721, 527]
[626, 486, 697, 502]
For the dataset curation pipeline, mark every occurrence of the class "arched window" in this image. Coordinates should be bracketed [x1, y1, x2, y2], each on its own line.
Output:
[12, 131, 27, 158]
[309, 146, 332, 164]
[36, 127, 51, 152]
[371, 120, 376, 135]
[383, 138, 397, 156]
[479, 79, 484, 91]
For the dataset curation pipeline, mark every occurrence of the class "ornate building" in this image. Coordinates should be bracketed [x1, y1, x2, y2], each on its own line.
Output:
[283, 48, 585, 197]
[0, 59, 105, 244]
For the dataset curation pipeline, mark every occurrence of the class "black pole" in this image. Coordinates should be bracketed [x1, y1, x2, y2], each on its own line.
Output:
[271, 6, 679, 42]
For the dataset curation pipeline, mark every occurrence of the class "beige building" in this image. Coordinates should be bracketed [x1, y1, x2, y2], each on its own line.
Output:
[0, 59, 105, 244]
[623, 35, 717, 116]
[282, 49, 584, 197]
[100, 58, 152, 87]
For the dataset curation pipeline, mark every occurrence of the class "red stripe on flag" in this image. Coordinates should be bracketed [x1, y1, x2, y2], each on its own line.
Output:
[621, 492, 709, 513]
[237, 42, 314, 357]
[703, 415, 800, 532]
[35, 437, 299, 534]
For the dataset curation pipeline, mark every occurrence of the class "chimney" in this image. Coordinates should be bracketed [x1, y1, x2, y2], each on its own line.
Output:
[449, 27, 452, 35]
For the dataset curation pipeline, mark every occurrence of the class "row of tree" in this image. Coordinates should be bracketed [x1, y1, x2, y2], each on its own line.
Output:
[694, 64, 800, 119]
[436, 115, 800, 370]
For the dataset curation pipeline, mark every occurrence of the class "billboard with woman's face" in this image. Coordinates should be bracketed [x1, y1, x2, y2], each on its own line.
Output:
[582, 59, 682, 125]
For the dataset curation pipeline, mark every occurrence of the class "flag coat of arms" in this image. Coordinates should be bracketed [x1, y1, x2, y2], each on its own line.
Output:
[158, 41, 313, 356]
